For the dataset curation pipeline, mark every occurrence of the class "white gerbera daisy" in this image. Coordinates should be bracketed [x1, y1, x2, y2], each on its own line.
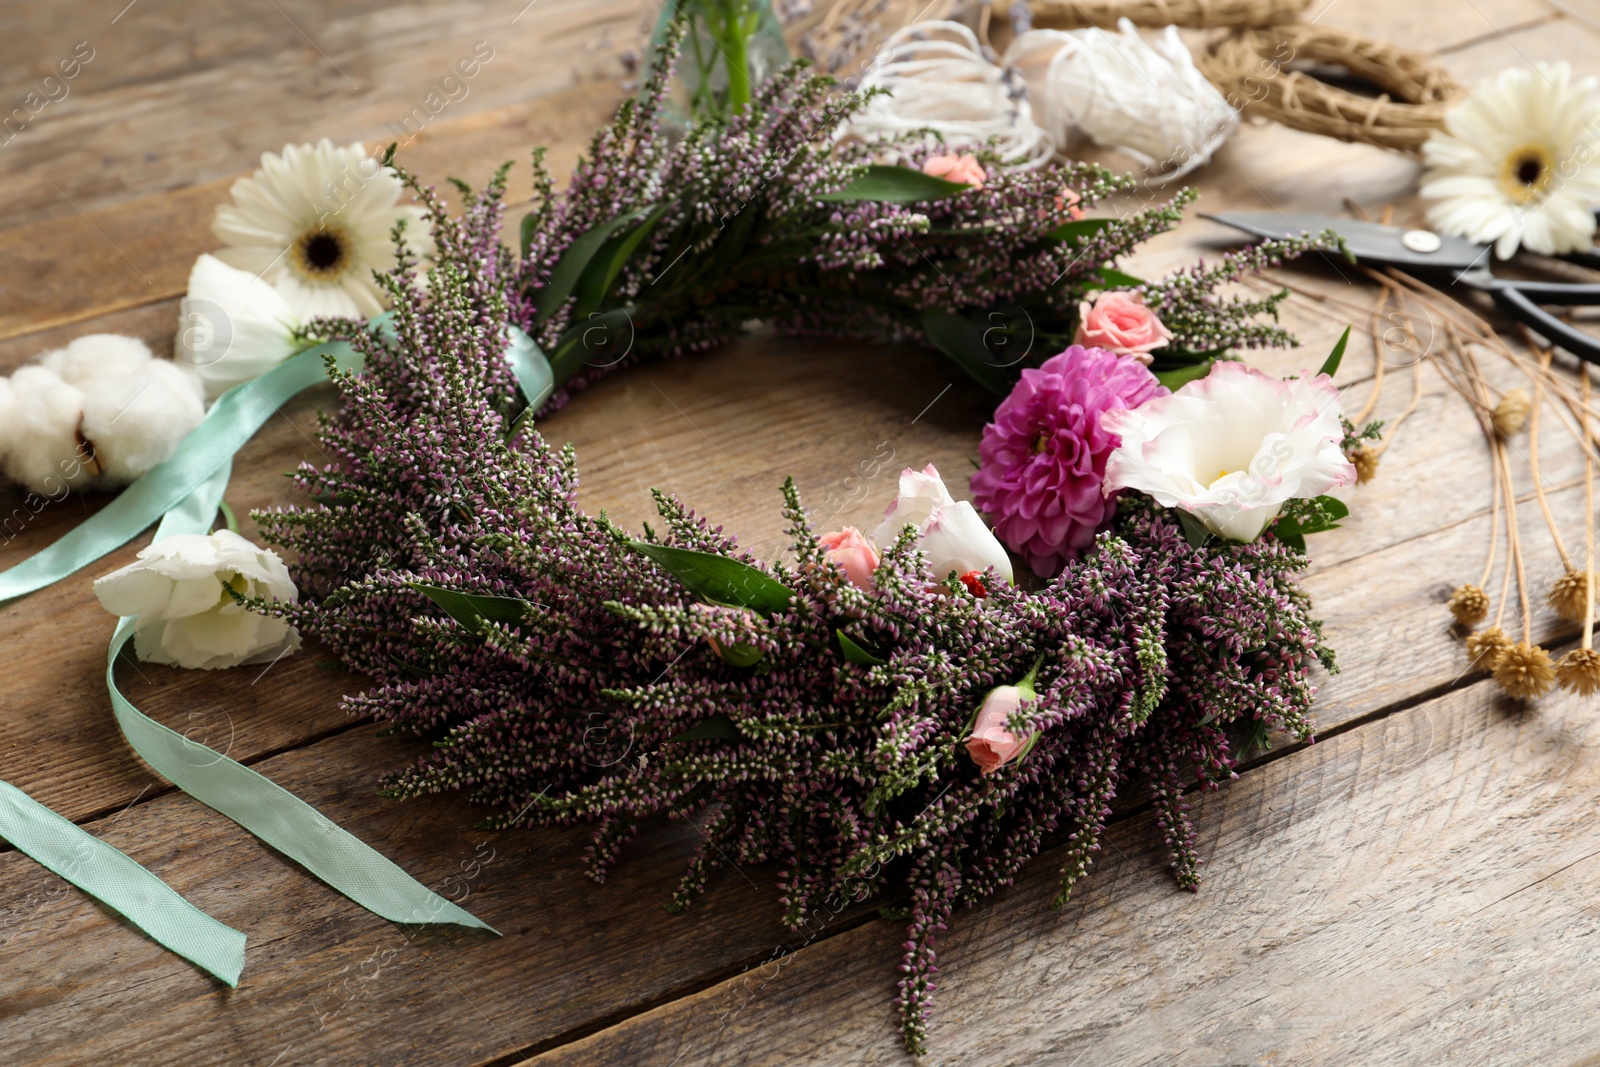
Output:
[211, 139, 427, 320]
[1421, 63, 1600, 260]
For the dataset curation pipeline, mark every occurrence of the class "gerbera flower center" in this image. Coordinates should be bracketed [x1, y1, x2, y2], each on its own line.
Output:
[1498, 144, 1556, 203]
[291, 224, 353, 280]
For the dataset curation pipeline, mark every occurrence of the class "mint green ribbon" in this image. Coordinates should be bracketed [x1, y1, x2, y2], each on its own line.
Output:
[0, 325, 551, 981]
[0, 780, 248, 984]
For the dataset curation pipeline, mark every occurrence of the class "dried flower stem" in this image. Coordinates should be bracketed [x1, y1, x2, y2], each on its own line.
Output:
[1356, 285, 1390, 426]
[1585, 371, 1596, 652]
[1525, 343, 1573, 570]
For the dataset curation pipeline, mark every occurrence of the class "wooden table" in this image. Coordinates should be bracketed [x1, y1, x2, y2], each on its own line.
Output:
[2, 1, 1598, 1063]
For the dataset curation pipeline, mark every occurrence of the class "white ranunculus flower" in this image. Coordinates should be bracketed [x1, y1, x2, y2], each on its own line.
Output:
[871, 464, 1015, 585]
[93, 530, 301, 670]
[176, 254, 303, 400]
[1101, 362, 1356, 543]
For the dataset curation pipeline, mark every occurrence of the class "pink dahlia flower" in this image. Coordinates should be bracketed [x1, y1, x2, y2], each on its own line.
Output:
[971, 345, 1166, 577]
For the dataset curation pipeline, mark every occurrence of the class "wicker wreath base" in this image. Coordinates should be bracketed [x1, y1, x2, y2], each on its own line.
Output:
[1028, 0, 1312, 29]
[1199, 22, 1463, 151]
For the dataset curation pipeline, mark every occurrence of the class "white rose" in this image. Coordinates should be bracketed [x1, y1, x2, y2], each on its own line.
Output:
[1101, 361, 1356, 542]
[176, 254, 302, 401]
[871, 464, 1015, 585]
[93, 530, 301, 669]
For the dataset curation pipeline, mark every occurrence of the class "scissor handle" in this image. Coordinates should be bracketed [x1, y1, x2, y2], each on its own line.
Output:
[1486, 282, 1600, 364]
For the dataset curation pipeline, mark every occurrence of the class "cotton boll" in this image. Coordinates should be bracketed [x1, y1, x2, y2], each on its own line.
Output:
[43, 333, 156, 383]
[1, 365, 92, 494]
[78, 358, 205, 485]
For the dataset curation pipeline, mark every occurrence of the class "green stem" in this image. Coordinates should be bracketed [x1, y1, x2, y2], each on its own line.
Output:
[719, 1, 751, 114]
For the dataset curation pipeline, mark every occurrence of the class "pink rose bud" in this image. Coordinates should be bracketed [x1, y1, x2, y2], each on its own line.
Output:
[964, 684, 1029, 774]
[819, 526, 880, 590]
[921, 153, 986, 189]
[1056, 188, 1085, 221]
[1074, 291, 1174, 364]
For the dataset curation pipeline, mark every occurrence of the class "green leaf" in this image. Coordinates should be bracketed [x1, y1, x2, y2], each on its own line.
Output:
[410, 582, 531, 629]
[1046, 217, 1115, 242]
[1314, 495, 1350, 522]
[1154, 362, 1215, 391]
[836, 630, 887, 666]
[630, 543, 795, 615]
[390, 655, 437, 679]
[919, 308, 1015, 396]
[520, 210, 538, 260]
[1318, 325, 1351, 378]
[667, 712, 742, 742]
[1272, 523, 1308, 553]
[1175, 510, 1214, 548]
[714, 641, 765, 668]
[549, 305, 635, 387]
[533, 207, 658, 324]
[1093, 267, 1145, 288]
[818, 164, 971, 204]
[572, 204, 671, 318]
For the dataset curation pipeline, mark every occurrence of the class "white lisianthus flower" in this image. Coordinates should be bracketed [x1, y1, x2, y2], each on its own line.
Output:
[93, 530, 301, 670]
[211, 139, 427, 320]
[1101, 362, 1356, 543]
[871, 464, 1015, 585]
[176, 254, 303, 400]
[1420, 63, 1600, 260]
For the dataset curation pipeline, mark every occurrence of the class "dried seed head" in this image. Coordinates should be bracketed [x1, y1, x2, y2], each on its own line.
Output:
[1492, 641, 1556, 700]
[1448, 583, 1490, 626]
[1492, 388, 1530, 437]
[1465, 625, 1512, 671]
[1349, 443, 1379, 485]
[1547, 569, 1595, 624]
[1556, 648, 1600, 697]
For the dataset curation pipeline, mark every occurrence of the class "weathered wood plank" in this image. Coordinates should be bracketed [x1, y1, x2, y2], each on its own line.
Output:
[0, 724, 874, 1067]
[515, 669, 1600, 1067]
[0, 0, 652, 228]
[0, 72, 634, 341]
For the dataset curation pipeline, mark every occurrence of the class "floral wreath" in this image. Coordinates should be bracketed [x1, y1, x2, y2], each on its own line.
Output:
[0, 17, 1370, 1056]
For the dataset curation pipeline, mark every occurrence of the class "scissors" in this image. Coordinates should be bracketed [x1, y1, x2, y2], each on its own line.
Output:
[1200, 211, 1600, 365]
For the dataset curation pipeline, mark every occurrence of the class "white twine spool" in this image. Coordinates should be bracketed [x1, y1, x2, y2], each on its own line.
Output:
[841, 22, 1056, 169]
[837, 18, 1238, 183]
[1006, 20, 1239, 183]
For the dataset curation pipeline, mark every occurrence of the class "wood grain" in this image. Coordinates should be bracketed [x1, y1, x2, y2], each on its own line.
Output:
[0, 725, 875, 1067]
[516, 670, 1600, 1067]
[0, 2, 1595, 1066]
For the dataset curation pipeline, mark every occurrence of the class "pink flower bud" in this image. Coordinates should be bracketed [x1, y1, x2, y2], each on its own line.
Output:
[818, 526, 880, 590]
[920, 153, 986, 189]
[964, 684, 1028, 774]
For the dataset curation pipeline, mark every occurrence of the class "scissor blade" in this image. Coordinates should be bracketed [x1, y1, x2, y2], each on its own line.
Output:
[1199, 211, 1486, 271]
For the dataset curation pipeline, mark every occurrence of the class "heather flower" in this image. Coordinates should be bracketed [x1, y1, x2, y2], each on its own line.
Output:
[971, 346, 1165, 577]
[1103, 362, 1356, 542]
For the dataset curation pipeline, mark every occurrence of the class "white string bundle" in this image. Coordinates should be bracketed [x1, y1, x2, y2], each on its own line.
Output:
[837, 18, 1238, 183]
[1006, 20, 1238, 182]
[841, 22, 1056, 168]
